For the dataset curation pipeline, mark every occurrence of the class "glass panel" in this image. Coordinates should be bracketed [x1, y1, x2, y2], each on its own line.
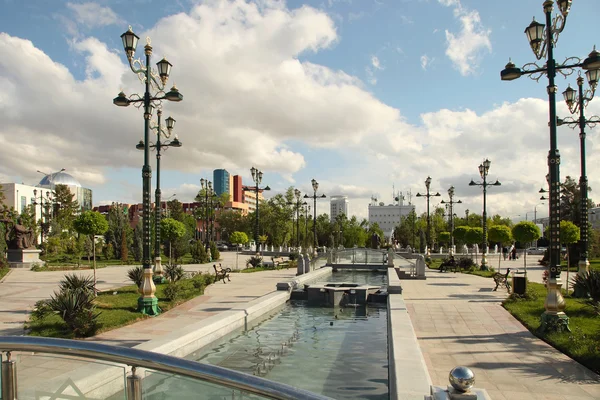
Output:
[142, 370, 268, 400]
[15, 353, 126, 400]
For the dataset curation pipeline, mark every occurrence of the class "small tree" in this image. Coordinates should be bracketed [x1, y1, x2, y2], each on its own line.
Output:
[73, 211, 109, 293]
[230, 231, 249, 269]
[453, 226, 469, 248]
[560, 220, 580, 293]
[120, 231, 128, 263]
[160, 218, 186, 265]
[465, 227, 483, 266]
[512, 221, 541, 275]
[488, 225, 513, 273]
[437, 232, 451, 248]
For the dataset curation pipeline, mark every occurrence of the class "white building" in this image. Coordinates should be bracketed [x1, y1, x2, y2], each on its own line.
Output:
[330, 195, 349, 222]
[368, 196, 414, 241]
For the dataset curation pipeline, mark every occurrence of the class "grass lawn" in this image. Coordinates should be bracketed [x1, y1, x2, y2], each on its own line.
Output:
[426, 258, 496, 278]
[503, 282, 600, 374]
[0, 266, 9, 280]
[26, 277, 212, 339]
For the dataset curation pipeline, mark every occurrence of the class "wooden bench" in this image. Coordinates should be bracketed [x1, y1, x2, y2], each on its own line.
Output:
[439, 258, 459, 273]
[493, 269, 511, 292]
[271, 256, 287, 269]
[214, 264, 231, 284]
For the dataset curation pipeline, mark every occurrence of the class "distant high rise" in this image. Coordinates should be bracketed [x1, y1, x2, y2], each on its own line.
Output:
[330, 195, 349, 222]
[232, 175, 243, 202]
[213, 169, 230, 197]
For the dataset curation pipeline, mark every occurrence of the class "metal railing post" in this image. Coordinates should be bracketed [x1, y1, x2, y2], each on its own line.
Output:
[126, 366, 142, 400]
[1, 351, 17, 400]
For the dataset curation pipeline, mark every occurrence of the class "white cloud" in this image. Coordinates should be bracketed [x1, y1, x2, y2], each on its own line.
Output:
[66, 2, 122, 28]
[371, 56, 383, 70]
[420, 54, 432, 70]
[438, 0, 491, 76]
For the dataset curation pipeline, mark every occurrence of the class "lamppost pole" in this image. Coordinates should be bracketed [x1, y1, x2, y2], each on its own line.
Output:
[441, 186, 462, 255]
[113, 26, 183, 316]
[500, 0, 600, 331]
[416, 177, 440, 256]
[200, 179, 211, 249]
[137, 109, 181, 281]
[469, 159, 501, 270]
[305, 204, 310, 248]
[304, 179, 326, 256]
[290, 189, 304, 248]
[245, 167, 270, 253]
[558, 74, 599, 278]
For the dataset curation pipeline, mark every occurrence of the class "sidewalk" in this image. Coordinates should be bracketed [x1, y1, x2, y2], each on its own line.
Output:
[0, 252, 255, 336]
[401, 268, 600, 400]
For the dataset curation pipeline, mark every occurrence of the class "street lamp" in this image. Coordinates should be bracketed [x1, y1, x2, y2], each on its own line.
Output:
[557, 71, 599, 277]
[113, 26, 183, 316]
[441, 186, 462, 255]
[32, 189, 51, 245]
[200, 179, 216, 249]
[244, 167, 270, 253]
[287, 189, 306, 249]
[416, 177, 440, 256]
[501, 0, 600, 331]
[304, 179, 326, 255]
[469, 159, 501, 270]
[304, 204, 311, 248]
[136, 109, 181, 280]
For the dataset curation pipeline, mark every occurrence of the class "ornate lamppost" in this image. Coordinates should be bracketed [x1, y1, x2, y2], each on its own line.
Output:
[32, 189, 51, 245]
[288, 189, 306, 249]
[469, 159, 501, 270]
[136, 109, 181, 281]
[199, 179, 213, 249]
[113, 26, 183, 315]
[500, 0, 600, 331]
[441, 186, 462, 255]
[304, 203, 311, 248]
[416, 177, 440, 256]
[304, 179, 326, 256]
[557, 73, 599, 277]
[244, 167, 270, 253]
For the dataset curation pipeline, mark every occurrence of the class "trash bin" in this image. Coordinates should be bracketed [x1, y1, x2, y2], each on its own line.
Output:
[512, 272, 527, 295]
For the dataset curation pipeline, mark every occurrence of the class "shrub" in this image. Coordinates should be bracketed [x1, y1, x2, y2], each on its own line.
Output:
[164, 282, 182, 301]
[458, 257, 475, 271]
[246, 255, 263, 268]
[48, 288, 100, 337]
[31, 299, 52, 320]
[210, 241, 220, 261]
[190, 240, 209, 263]
[289, 252, 300, 261]
[572, 270, 600, 302]
[127, 266, 144, 287]
[59, 273, 95, 294]
[192, 273, 214, 290]
[164, 264, 185, 282]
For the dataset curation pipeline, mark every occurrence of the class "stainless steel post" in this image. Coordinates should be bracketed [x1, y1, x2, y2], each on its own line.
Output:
[126, 366, 142, 400]
[1, 352, 17, 400]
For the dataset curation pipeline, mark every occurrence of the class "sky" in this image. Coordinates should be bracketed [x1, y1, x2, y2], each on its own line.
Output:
[1, 0, 600, 222]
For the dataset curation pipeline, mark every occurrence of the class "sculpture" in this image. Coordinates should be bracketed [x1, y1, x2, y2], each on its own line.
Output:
[370, 233, 381, 249]
[1, 218, 35, 250]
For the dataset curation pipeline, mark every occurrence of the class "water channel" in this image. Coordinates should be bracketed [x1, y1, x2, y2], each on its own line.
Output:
[186, 270, 389, 399]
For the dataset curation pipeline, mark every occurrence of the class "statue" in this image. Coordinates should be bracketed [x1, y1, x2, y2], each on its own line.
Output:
[2, 218, 36, 250]
[370, 233, 381, 249]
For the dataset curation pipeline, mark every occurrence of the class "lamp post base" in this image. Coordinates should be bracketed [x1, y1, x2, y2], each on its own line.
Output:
[153, 257, 166, 284]
[480, 254, 489, 271]
[540, 277, 570, 332]
[138, 296, 161, 316]
[539, 311, 570, 333]
[573, 259, 590, 298]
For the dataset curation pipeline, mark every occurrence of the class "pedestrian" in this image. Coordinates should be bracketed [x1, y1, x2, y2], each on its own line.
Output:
[503, 246, 508, 261]
[511, 247, 517, 261]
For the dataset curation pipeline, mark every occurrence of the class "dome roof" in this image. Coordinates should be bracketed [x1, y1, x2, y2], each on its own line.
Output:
[38, 171, 81, 188]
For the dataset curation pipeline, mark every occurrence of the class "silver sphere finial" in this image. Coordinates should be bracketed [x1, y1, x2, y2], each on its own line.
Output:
[449, 366, 475, 392]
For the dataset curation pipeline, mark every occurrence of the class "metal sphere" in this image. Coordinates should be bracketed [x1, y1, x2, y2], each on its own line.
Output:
[449, 366, 475, 392]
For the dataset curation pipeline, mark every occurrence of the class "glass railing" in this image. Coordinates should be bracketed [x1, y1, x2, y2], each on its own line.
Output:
[0, 336, 332, 400]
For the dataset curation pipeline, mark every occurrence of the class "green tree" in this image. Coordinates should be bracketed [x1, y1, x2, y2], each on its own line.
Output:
[73, 211, 109, 292]
[437, 232, 451, 248]
[560, 220, 580, 291]
[488, 225, 513, 272]
[104, 203, 132, 260]
[53, 184, 80, 234]
[465, 227, 483, 267]
[453, 226, 469, 248]
[160, 218, 186, 265]
[512, 221, 541, 274]
[166, 199, 185, 222]
[229, 231, 249, 269]
[216, 210, 248, 241]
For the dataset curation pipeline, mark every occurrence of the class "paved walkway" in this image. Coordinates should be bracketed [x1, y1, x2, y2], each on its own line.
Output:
[401, 267, 600, 400]
[0, 252, 255, 336]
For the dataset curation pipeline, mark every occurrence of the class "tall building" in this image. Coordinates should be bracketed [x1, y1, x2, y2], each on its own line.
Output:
[213, 169, 230, 197]
[368, 195, 414, 242]
[330, 195, 349, 222]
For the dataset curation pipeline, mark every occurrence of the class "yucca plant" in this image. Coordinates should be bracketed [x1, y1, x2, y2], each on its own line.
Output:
[48, 289, 100, 337]
[164, 264, 185, 283]
[58, 273, 95, 294]
[572, 270, 600, 302]
[127, 266, 144, 287]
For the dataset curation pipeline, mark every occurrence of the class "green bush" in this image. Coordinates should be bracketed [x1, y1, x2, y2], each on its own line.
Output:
[190, 240, 209, 263]
[572, 270, 600, 303]
[31, 299, 52, 320]
[127, 266, 144, 287]
[246, 255, 263, 268]
[164, 282, 182, 301]
[192, 273, 214, 289]
[210, 242, 220, 261]
[59, 273, 95, 293]
[458, 257, 475, 271]
[289, 252, 300, 261]
[47, 288, 100, 337]
[164, 264, 185, 282]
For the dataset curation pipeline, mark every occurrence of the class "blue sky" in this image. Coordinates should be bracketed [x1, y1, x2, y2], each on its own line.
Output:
[1, 0, 599, 220]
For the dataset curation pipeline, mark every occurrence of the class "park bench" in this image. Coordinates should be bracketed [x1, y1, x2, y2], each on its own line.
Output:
[492, 269, 511, 292]
[439, 258, 460, 273]
[271, 256, 287, 269]
[214, 264, 232, 284]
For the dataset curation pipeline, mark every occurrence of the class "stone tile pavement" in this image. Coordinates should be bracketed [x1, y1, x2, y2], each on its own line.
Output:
[401, 268, 600, 400]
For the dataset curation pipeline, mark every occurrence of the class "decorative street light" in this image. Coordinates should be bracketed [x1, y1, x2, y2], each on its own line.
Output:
[416, 177, 440, 256]
[136, 109, 181, 281]
[288, 189, 306, 249]
[200, 179, 215, 249]
[244, 167, 270, 253]
[304, 203, 311, 248]
[113, 26, 183, 316]
[557, 72, 599, 277]
[500, 0, 600, 331]
[32, 189, 52, 245]
[440, 186, 462, 255]
[304, 179, 326, 255]
[469, 159, 501, 270]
